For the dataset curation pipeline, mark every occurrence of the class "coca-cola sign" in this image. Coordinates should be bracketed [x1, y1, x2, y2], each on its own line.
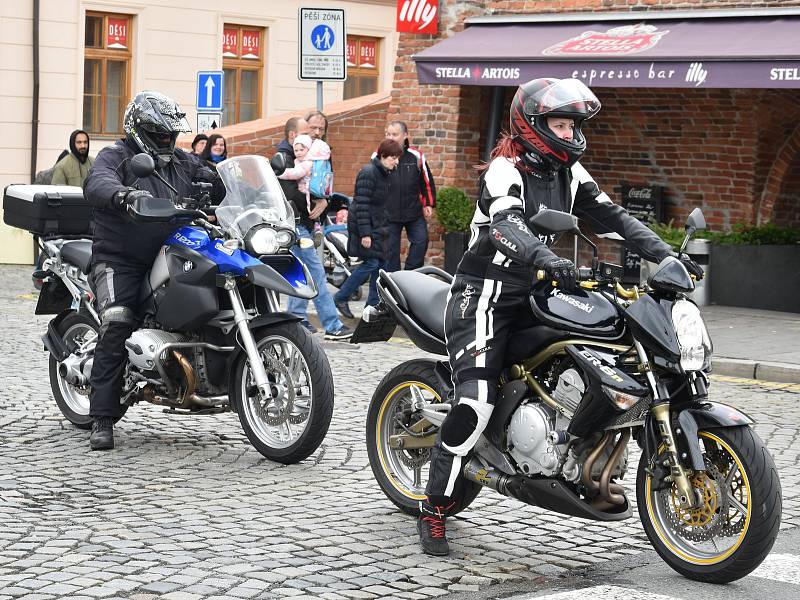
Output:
[397, 0, 438, 35]
[543, 23, 669, 56]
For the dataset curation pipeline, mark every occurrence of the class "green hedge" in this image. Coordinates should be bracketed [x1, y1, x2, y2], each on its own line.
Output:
[649, 220, 799, 250]
[435, 186, 474, 233]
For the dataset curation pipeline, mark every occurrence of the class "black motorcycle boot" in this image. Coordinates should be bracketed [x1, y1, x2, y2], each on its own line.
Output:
[418, 499, 453, 556]
[90, 416, 114, 450]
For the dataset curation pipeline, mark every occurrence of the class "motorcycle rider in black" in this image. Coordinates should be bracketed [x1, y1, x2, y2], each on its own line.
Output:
[83, 91, 220, 450]
[418, 78, 705, 555]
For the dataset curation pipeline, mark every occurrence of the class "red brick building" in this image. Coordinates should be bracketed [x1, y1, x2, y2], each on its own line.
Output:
[390, 1, 800, 264]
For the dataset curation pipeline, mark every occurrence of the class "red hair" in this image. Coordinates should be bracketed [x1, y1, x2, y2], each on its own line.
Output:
[377, 138, 403, 158]
[475, 132, 532, 173]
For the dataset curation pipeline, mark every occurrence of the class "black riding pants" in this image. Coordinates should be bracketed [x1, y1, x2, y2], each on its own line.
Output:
[88, 261, 145, 418]
[425, 272, 530, 500]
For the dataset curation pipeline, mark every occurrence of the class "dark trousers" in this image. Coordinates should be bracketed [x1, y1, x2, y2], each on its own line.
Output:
[88, 261, 145, 418]
[425, 273, 530, 501]
[387, 216, 429, 272]
[334, 257, 384, 307]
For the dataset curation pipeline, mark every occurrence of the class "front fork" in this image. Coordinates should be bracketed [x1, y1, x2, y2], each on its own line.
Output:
[225, 280, 273, 400]
[634, 340, 698, 510]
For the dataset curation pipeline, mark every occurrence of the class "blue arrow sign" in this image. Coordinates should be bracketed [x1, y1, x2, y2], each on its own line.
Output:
[197, 71, 223, 112]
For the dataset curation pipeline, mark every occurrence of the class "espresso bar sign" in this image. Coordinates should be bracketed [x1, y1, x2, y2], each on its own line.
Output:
[620, 184, 663, 283]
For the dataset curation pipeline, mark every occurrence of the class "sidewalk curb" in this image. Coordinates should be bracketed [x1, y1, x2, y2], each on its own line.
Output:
[714, 357, 800, 384]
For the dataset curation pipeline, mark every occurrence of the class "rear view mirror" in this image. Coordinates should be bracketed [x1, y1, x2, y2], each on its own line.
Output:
[131, 153, 155, 178]
[530, 209, 579, 235]
[270, 153, 287, 177]
[686, 208, 706, 232]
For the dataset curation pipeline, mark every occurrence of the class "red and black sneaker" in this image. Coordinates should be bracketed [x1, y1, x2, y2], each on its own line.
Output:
[417, 500, 454, 556]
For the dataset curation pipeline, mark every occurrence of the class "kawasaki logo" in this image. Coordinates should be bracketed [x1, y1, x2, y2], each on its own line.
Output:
[551, 288, 593, 313]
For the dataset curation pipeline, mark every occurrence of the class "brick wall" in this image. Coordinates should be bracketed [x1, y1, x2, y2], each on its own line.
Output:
[178, 92, 391, 203]
[389, 0, 800, 267]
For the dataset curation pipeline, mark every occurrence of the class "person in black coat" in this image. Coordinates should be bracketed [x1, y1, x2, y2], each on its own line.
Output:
[82, 91, 221, 451]
[333, 139, 403, 317]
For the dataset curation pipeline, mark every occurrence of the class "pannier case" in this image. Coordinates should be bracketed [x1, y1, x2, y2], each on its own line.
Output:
[3, 185, 93, 236]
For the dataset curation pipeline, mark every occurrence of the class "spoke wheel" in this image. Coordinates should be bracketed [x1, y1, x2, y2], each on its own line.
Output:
[50, 312, 127, 429]
[637, 426, 781, 583]
[366, 359, 480, 516]
[234, 322, 333, 463]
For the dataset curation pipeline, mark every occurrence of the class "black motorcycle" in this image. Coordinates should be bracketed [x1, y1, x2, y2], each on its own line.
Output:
[354, 208, 781, 584]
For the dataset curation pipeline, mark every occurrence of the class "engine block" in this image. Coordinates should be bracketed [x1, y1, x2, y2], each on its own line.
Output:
[126, 329, 189, 371]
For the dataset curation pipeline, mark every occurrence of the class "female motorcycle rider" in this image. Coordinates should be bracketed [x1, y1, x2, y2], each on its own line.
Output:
[418, 77, 705, 556]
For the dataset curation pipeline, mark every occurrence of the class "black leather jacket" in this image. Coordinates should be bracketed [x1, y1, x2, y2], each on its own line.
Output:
[458, 156, 673, 283]
[84, 139, 220, 269]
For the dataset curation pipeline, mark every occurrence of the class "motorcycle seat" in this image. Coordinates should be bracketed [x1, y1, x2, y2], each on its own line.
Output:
[60, 240, 93, 274]
[386, 270, 448, 340]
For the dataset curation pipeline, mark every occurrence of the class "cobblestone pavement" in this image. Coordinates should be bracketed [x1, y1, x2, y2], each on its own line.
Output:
[0, 265, 798, 600]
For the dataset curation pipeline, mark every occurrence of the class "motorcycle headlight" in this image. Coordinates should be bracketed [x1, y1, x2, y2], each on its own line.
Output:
[275, 228, 295, 248]
[247, 227, 279, 255]
[672, 299, 713, 372]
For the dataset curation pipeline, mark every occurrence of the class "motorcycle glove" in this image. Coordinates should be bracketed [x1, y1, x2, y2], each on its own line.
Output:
[542, 257, 578, 292]
[678, 253, 705, 280]
[489, 207, 557, 267]
[114, 188, 152, 210]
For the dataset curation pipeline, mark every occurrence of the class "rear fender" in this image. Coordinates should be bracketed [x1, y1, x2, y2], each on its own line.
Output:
[42, 309, 79, 361]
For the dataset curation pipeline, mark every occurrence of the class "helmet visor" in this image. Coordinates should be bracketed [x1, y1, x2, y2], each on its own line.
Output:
[522, 79, 601, 119]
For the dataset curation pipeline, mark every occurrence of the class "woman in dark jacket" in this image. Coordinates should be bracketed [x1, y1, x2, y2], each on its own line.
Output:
[198, 133, 228, 201]
[333, 139, 403, 317]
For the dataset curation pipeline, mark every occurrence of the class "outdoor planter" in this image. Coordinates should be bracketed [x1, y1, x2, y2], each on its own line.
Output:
[710, 244, 800, 313]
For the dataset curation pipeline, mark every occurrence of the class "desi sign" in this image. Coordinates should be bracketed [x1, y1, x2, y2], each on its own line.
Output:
[346, 38, 357, 67]
[241, 29, 260, 59]
[106, 16, 128, 49]
[223, 28, 238, 58]
[359, 40, 376, 68]
[397, 0, 438, 35]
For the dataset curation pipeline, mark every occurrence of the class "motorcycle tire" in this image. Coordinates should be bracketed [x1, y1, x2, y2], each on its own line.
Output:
[49, 311, 127, 429]
[637, 425, 781, 584]
[366, 359, 481, 517]
[233, 321, 334, 464]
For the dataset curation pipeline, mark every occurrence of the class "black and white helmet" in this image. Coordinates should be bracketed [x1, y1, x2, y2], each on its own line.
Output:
[123, 91, 191, 166]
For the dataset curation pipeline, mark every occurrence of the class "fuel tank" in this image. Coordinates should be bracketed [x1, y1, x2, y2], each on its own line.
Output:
[529, 284, 624, 338]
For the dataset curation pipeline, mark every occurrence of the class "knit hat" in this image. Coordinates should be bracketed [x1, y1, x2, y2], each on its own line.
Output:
[293, 134, 313, 150]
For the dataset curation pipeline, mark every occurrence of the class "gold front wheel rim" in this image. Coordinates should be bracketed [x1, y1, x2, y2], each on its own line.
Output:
[645, 431, 752, 565]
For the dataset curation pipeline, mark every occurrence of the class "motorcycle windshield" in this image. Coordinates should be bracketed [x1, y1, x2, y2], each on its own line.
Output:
[214, 155, 295, 239]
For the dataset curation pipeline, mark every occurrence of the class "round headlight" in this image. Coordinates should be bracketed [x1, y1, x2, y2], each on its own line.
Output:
[248, 227, 279, 255]
[275, 229, 295, 248]
[672, 299, 712, 372]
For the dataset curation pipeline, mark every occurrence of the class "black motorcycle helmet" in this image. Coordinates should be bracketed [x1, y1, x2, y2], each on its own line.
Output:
[509, 78, 601, 170]
[123, 91, 191, 167]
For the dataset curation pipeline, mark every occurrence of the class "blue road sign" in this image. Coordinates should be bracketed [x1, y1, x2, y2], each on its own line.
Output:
[311, 25, 335, 51]
[197, 71, 223, 112]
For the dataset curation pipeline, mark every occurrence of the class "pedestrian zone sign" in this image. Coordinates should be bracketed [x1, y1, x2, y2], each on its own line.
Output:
[299, 7, 346, 81]
[197, 71, 223, 112]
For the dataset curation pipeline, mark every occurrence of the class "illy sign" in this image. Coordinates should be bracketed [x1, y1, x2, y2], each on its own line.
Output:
[397, 0, 438, 34]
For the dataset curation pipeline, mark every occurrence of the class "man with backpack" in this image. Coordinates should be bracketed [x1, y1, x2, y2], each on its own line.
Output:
[52, 130, 94, 186]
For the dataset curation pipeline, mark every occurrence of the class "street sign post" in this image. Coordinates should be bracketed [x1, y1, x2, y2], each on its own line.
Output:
[299, 7, 347, 104]
[196, 71, 224, 113]
[197, 113, 221, 132]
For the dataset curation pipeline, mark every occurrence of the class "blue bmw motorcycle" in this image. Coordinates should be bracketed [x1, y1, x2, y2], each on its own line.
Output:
[32, 155, 334, 463]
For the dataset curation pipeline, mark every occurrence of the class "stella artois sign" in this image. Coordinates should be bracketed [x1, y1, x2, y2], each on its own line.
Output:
[543, 24, 669, 56]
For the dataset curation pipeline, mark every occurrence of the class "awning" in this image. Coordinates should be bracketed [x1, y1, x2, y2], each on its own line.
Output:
[414, 9, 800, 88]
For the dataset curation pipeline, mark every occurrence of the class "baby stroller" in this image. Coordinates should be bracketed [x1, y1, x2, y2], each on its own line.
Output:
[323, 193, 362, 301]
